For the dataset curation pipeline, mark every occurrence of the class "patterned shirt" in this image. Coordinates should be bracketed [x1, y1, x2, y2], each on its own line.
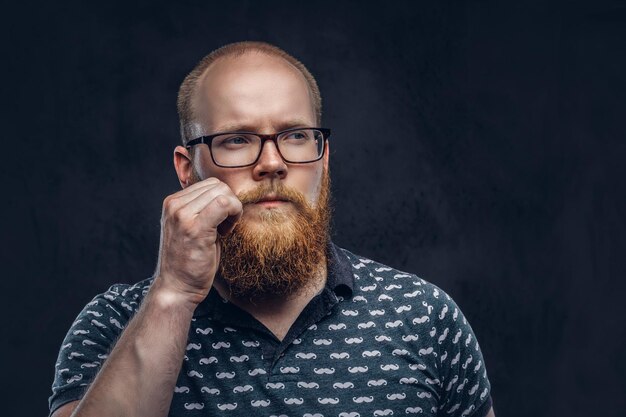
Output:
[49, 243, 493, 417]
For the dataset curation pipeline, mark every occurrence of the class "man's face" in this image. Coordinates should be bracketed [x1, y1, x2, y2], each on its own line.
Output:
[176, 52, 328, 224]
[173, 52, 330, 298]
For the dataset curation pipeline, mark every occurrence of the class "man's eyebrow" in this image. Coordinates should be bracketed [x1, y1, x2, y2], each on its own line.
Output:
[215, 120, 313, 133]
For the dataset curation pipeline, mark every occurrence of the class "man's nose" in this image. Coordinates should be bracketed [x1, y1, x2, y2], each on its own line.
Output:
[252, 139, 287, 179]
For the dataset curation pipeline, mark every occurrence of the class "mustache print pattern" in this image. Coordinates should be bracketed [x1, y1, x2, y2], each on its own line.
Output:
[421, 301, 434, 315]
[360, 284, 377, 292]
[413, 315, 430, 324]
[295, 352, 317, 359]
[297, 381, 320, 389]
[90, 319, 106, 328]
[439, 304, 449, 320]
[80, 361, 99, 369]
[216, 403, 237, 410]
[438, 328, 450, 344]
[367, 379, 387, 386]
[232, 384, 253, 393]
[313, 367, 335, 374]
[395, 305, 411, 313]
[184, 402, 204, 410]
[352, 396, 374, 403]
[385, 284, 402, 290]
[317, 397, 340, 404]
[248, 368, 266, 376]
[279, 366, 300, 374]
[399, 377, 419, 384]
[200, 387, 220, 395]
[392, 348, 410, 356]
[54, 252, 490, 417]
[109, 318, 124, 330]
[283, 397, 304, 405]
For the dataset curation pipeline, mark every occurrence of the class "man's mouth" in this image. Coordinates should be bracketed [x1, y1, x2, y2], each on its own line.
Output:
[254, 195, 290, 206]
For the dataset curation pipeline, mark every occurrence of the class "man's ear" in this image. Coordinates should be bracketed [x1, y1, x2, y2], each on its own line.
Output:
[173, 146, 194, 188]
[323, 140, 330, 172]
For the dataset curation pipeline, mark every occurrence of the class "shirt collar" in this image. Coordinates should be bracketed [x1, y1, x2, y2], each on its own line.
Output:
[191, 240, 354, 318]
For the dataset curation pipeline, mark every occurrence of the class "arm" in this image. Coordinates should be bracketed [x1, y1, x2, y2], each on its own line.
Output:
[486, 406, 496, 417]
[69, 278, 197, 417]
[51, 178, 242, 417]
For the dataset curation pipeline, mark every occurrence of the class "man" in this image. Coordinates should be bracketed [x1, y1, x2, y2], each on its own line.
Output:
[48, 41, 495, 417]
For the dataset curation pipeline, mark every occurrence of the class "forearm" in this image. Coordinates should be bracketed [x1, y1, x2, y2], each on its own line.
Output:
[72, 277, 197, 417]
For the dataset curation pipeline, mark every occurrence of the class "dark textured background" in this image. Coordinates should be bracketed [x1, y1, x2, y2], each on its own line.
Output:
[2, 1, 625, 416]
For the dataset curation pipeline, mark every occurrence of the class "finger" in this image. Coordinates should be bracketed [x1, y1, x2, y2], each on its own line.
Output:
[164, 178, 222, 209]
[197, 194, 243, 235]
[182, 182, 236, 215]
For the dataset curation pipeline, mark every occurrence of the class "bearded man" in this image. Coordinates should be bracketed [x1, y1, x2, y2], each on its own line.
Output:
[48, 41, 495, 417]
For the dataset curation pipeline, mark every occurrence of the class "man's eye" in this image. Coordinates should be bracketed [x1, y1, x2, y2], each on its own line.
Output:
[223, 136, 249, 145]
[286, 132, 308, 140]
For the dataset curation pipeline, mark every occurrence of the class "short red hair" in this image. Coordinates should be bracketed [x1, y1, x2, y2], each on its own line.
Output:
[177, 41, 323, 145]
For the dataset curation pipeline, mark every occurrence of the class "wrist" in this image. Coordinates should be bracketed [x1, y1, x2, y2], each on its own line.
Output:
[150, 275, 207, 313]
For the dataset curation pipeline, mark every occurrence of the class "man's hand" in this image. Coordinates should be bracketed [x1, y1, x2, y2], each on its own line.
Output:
[154, 177, 243, 305]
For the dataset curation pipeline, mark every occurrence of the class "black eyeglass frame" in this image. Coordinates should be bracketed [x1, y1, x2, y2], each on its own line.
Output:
[185, 127, 331, 168]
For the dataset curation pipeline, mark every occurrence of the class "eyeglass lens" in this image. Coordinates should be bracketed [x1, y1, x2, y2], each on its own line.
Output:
[211, 129, 324, 167]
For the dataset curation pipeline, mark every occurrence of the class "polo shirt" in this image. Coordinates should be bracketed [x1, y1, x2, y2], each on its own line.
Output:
[49, 242, 493, 417]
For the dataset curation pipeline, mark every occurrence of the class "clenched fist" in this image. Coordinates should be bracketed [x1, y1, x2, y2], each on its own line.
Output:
[153, 177, 243, 305]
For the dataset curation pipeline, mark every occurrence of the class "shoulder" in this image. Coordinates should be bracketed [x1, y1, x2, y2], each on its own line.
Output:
[335, 245, 455, 307]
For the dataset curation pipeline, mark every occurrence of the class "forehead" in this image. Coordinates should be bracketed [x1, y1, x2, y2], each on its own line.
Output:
[195, 52, 316, 133]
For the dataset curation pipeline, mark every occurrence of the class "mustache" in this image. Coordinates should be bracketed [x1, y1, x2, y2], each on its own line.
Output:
[237, 181, 308, 209]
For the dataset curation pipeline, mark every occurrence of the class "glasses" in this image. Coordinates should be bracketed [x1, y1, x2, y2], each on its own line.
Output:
[186, 127, 331, 168]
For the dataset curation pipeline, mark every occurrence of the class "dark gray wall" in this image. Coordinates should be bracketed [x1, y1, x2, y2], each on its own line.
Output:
[2, 1, 625, 416]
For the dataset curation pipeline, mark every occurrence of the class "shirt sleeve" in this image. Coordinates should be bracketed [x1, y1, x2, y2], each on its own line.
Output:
[429, 284, 493, 417]
[47, 283, 141, 416]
